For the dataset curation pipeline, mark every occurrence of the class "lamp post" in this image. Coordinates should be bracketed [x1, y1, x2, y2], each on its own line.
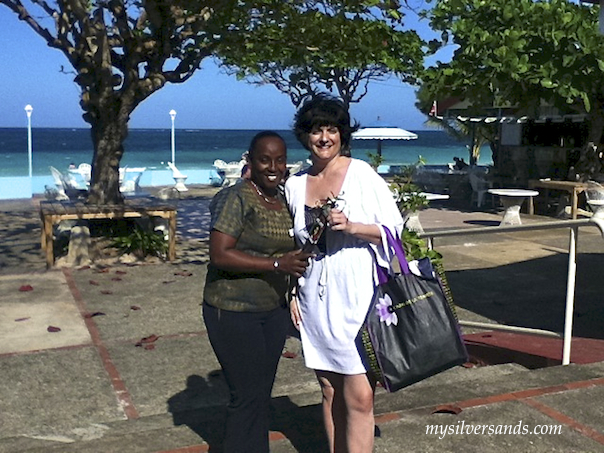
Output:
[25, 104, 33, 179]
[169, 109, 176, 164]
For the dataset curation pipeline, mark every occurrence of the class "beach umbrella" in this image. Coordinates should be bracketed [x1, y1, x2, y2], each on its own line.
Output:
[352, 118, 418, 156]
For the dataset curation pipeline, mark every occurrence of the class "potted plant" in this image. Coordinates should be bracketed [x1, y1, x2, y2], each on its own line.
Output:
[389, 156, 429, 230]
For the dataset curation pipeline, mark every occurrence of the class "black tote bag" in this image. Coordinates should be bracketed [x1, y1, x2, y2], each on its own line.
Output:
[361, 227, 468, 393]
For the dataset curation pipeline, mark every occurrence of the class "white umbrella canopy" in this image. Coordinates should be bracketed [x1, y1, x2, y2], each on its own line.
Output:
[352, 118, 418, 156]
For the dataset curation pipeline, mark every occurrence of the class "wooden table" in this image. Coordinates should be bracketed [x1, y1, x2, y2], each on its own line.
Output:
[40, 199, 177, 268]
[488, 188, 539, 226]
[528, 179, 589, 219]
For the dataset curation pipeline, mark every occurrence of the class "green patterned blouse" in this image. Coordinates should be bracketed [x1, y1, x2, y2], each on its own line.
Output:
[203, 181, 295, 312]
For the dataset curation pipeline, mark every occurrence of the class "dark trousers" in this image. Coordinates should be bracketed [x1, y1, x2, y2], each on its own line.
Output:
[203, 303, 289, 453]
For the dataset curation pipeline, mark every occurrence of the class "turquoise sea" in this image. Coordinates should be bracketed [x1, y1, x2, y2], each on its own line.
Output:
[0, 127, 490, 198]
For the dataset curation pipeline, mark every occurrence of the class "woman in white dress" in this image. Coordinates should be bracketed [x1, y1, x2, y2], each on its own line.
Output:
[285, 94, 405, 452]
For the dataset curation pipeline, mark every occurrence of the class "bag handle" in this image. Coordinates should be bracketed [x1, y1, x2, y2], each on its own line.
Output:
[376, 226, 410, 283]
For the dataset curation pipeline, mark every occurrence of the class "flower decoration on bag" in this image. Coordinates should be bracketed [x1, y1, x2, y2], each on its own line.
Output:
[376, 293, 398, 326]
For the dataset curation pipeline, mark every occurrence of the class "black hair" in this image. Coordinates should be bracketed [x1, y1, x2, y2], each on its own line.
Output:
[293, 93, 359, 156]
[247, 130, 286, 159]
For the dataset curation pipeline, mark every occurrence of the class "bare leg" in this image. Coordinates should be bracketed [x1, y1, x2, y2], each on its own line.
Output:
[316, 370, 376, 453]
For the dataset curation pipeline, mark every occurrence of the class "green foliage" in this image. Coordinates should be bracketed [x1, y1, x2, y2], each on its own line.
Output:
[401, 228, 442, 265]
[216, 1, 426, 106]
[367, 152, 385, 169]
[422, 0, 604, 126]
[109, 223, 168, 259]
[389, 156, 429, 213]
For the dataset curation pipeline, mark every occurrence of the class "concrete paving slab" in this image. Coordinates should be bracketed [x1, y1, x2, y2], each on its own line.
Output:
[0, 272, 91, 353]
[105, 336, 226, 418]
[0, 347, 125, 440]
[67, 264, 207, 342]
[375, 399, 603, 452]
[536, 386, 604, 438]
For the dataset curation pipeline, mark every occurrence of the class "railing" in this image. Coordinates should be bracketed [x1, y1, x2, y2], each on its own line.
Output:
[419, 218, 604, 365]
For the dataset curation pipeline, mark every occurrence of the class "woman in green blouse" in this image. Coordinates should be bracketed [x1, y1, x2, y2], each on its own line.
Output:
[203, 131, 311, 452]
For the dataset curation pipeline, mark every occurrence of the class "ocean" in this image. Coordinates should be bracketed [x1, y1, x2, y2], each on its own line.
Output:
[0, 127, 490, 198]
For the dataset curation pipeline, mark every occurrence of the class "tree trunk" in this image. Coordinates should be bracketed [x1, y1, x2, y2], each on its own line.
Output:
[87, 116, 128, 205]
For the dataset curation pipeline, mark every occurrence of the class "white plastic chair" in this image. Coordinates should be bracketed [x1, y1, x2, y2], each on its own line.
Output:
[469, 170, 493, 208]
[49, 166, 84, 200]
[586, 181, 604, 219]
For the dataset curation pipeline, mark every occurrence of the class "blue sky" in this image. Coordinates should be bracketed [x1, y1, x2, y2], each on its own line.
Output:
[0, 2, 449, 131]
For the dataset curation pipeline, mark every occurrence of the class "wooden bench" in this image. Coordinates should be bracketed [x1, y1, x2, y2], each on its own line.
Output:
[39, 199, 177, 268]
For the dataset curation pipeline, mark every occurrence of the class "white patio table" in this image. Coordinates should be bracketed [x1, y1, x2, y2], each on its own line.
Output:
[488, 188, 539, 226]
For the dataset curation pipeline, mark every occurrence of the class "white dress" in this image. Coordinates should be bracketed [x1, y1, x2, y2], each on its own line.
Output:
[285, 159, 405, 374]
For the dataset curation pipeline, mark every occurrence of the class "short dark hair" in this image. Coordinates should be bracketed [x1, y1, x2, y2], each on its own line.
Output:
[248, 130, 286, 159]
[293, 93, 359, 156]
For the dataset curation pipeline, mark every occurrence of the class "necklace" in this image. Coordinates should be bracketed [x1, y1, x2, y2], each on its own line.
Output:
[249, 180, 278, 204]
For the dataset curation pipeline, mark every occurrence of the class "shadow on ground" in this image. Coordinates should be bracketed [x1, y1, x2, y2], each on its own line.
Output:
[447, 253, 604, 340]
[167, 372, 327, 452]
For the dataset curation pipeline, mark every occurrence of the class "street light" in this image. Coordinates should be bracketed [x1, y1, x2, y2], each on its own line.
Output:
[25, 104, 33, 179]
[169, 109, 177, 164]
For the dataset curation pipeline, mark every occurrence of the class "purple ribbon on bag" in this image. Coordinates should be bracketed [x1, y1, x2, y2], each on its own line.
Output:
[376, 226, 410, 284]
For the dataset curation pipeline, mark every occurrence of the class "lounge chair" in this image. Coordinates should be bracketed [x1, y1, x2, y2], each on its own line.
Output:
[49, 166, 86, 200]
[287, 160, 306, 177]
[120, 167, 146, 194]
[213, 159, 244, 186]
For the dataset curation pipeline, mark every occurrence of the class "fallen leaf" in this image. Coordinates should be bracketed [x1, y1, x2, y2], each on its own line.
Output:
[162, 280, 176, 284]
[175, 271, 193, 276]
[95, 268, 110, 273]
[84, 312, 106, 318]
[135, 334, 160, 347]
[47, 326, 61, 333]
[432, 405, 462, 415]
[130, 305, 141, 311]
[281, 351, 297, 359]
[89, 280, 100, 286]
[15, 317, 30, 322]
[115, 270, 127, 275]
[100, 290, 113, 295]
[19, 285, 34, 292]
[111, 277, 122, 281]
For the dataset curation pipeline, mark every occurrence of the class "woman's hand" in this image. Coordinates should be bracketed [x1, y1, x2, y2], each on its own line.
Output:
[290, 297, 301, 330]
[327, 209, 382, 244]
[326, 208, 349, 232]
[277, 250, 313, 278]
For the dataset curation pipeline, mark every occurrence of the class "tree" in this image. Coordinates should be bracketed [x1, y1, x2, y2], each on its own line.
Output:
[421, 0, 604, 177]
[415, 87, 498, 165]
[216, 1, 425, 107]
[0, 0, 240, 204]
